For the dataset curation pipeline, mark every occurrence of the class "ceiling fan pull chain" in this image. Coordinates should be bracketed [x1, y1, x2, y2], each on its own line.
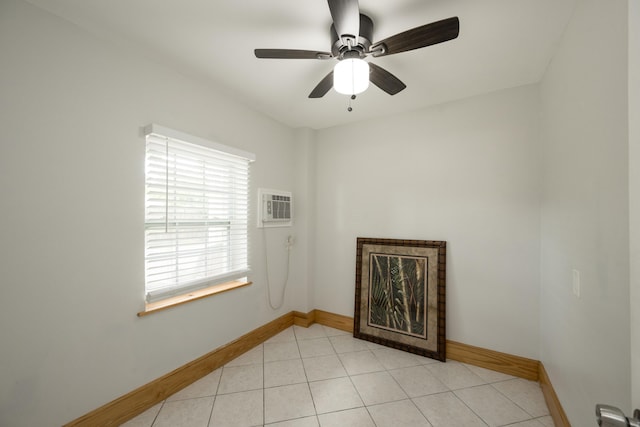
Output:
[347, 94, 356, 112]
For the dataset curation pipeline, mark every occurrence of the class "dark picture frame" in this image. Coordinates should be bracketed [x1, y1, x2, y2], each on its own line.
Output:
[354, 238, 446, 362]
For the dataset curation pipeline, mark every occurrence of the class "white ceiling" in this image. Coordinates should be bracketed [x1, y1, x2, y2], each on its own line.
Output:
[25, 0, 579, 130]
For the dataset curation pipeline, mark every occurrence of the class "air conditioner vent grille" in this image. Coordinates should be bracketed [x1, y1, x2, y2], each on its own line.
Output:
[258, 189, 293, 228]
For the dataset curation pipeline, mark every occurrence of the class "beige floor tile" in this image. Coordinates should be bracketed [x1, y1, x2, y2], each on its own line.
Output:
[464, 364, 516, 383]
[265, 359, 307, 388]
[329, 335, 370, 353]
[389, 365, 449, 397]
[537, 415, 555, 426]
[217, 364, 263, 395]
[321, 325, 350, 337]
[302, 354, 348, 382]
[493, 378, 550, 417]
[264, 341, 301, 362]
[265, 416, 320, 427]
[364, 340, 389, 350]
[425, 361, 486, 390]
[265, 327, 296, 344]
[371, 347, 424, 370]
[317, 407, 375, 427]
[455, 385, 531, 426]
[413, 354, 442, 365]
[225, 345, 263, 367]
[297, 337, 336, 358]
[338, 350, 385, 375]
[209, 389, 263, 427]
[350, 371, 408, 405]
[120, 402, 163, 427]
[507, 420, 545, 427]
[309, 376, 363, 414]
[167, 369, 221, 401]
[294, 324, 327, 340]
[264, 383, 316, 424]
[413, 392, 487, 427]
[153, 397, 214, 427]
[367, 399, 433, 427]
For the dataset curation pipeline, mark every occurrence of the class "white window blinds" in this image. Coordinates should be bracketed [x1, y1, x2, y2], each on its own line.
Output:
[144, 124, 254, 303]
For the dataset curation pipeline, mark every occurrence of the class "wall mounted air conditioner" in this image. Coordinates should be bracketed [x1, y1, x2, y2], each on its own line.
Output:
[258, 188, 293, 228]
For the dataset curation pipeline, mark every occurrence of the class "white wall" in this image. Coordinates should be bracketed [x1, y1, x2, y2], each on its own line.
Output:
[292, 128, 318, 312]
[0, 1, 303, 425]
[539, 0, 630, 425]
[630, 0, 640, 409]
[314, 85, 542, 359]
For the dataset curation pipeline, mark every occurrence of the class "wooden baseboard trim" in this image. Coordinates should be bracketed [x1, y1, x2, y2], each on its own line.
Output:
[293, 310, 315, 327]
[64, 312, 294, 426]
[446, 340, 540, 381]
[539, 363, 571, 427]
[313, 309, 353, 332]
[293, 310, 353, 333]
[66, 309, 571, 427]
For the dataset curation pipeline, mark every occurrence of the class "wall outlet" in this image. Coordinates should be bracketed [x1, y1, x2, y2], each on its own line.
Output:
[572, 269, 581, 298]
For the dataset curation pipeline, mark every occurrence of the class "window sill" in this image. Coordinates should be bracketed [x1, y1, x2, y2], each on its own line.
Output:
[137, 279, 252, 317]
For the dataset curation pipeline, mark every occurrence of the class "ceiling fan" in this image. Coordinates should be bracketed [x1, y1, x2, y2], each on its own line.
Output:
[254, 0, 460, 98]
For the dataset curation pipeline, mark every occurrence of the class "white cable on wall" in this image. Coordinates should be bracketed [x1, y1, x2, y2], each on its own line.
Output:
[262, 227, 292, 310]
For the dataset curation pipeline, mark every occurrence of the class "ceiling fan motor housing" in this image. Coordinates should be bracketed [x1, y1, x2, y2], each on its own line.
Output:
[331, 14, 374, 59]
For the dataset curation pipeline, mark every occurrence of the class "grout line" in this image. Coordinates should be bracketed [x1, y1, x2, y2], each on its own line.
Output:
[262, 339, 266, 427]
[343, 346, 385, 425]
[294, 328, 321, 423]
[489, 381, 536, 418]
[205, 395, 215, 427]
[149, 400, 165, 427]
[452, 380, 542, 426]
[380, 360, 432, 425]
[361, 406, 379, 427]
[449, 391, 492, 427]
[490, 378, 549, 420]
[433, 364, 494, 426]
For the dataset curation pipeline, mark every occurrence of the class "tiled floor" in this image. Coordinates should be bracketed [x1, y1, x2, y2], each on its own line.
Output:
[122, 324, 554, 427]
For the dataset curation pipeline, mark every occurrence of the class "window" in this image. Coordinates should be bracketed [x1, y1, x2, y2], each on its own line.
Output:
[144, 124, 254, 303]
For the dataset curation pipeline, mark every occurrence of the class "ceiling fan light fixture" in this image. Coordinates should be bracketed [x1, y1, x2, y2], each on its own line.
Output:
[333, 58, 369, 95]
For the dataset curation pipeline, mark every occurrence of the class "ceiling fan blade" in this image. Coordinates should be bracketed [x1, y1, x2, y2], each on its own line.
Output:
[327, 0, 360, 43]
[369, 63, 406, 95]
[309, 71, 335, 98]
[255, 49, 332, 59]
[370, 17, 459, 57]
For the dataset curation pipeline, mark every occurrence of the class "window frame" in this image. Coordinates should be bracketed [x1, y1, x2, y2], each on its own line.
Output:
[142, 124, 255, 306]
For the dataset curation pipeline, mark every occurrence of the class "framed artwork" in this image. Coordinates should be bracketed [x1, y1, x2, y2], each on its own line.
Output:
[354, 238, 446, 362]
